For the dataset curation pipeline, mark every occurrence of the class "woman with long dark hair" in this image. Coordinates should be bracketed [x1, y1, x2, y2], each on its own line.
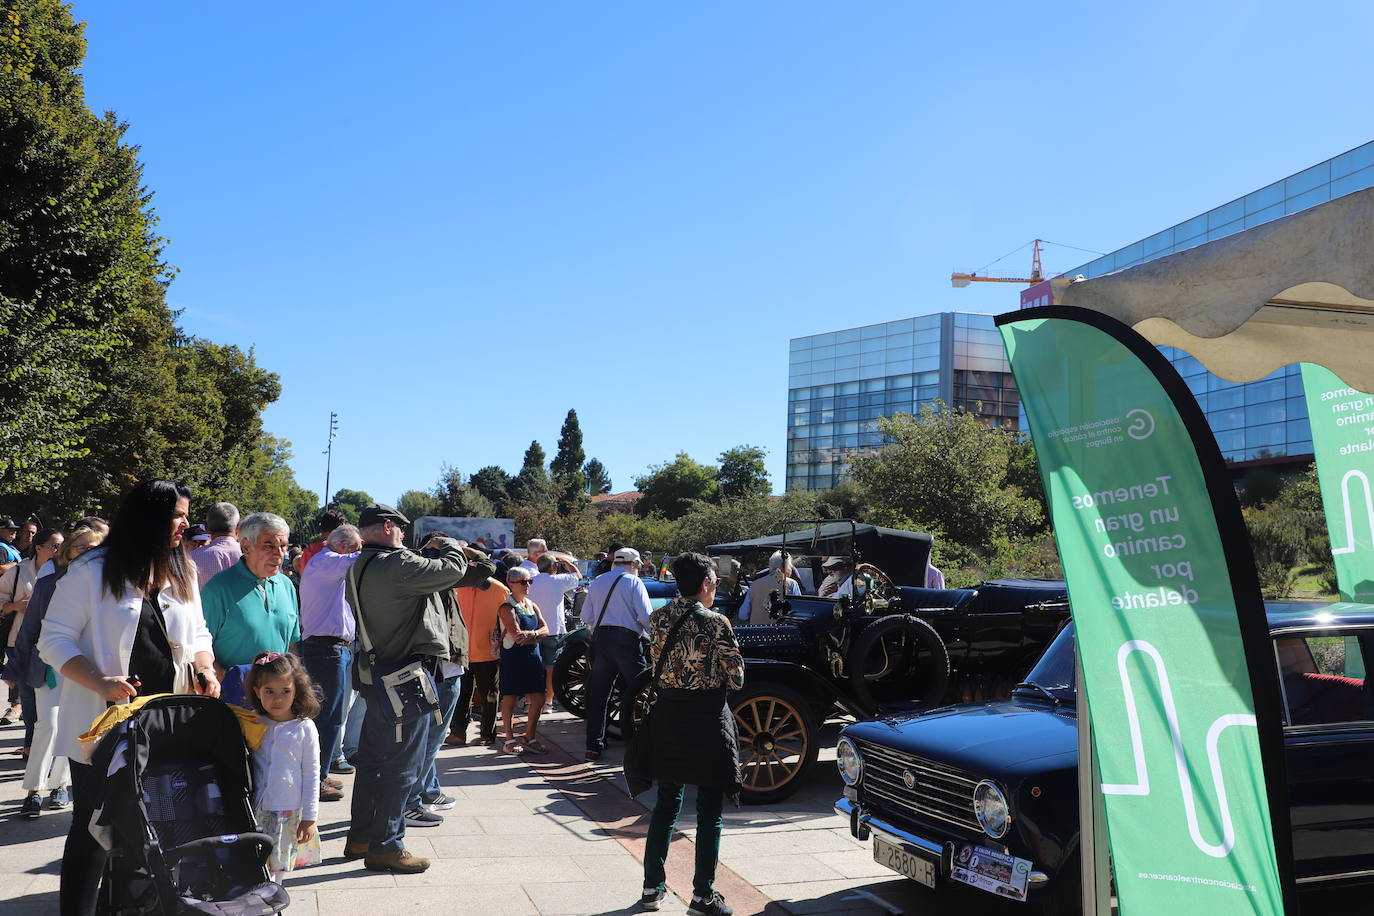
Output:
[39, 479, 221, 916]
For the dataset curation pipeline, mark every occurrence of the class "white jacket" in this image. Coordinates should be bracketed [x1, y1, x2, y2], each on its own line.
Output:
[252, 717, 320, 822]
[38, 549, 214, 761]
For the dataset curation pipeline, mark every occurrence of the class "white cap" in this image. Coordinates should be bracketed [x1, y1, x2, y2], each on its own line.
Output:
[614, 547, 641, 564]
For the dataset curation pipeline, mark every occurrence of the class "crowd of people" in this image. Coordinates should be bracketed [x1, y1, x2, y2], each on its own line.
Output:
[0, 485, 740, 916]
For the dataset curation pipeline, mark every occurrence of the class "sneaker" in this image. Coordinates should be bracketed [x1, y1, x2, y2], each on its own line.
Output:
[0, 704, 20, 725]
[687, 893, 732, 916]
[329, 758, 355, 775]
[423, 792, 456, 812]
[640, 886, 668, 911]
[323, 776, 344, 789]
[403, 807, 444, 827]
[46, 788, 70, 810]
[20, 794, 42, 818]
[364, 848, 430, 874]
[342, 840, 370, 860]
[319, 784, 345, 802]
[584, 749, 602, 763]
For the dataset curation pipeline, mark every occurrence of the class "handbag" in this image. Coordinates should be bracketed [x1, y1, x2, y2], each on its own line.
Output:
[349, 553, 442, 735]
[623, 609, 696, 794]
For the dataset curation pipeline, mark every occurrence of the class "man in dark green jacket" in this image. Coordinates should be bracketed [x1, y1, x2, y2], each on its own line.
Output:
[342, 504, 494, 875]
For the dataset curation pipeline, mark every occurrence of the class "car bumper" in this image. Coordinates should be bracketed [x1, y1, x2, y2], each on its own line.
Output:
[835, 795, 1049, 892]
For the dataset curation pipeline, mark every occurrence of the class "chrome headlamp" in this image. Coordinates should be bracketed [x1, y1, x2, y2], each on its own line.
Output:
[836, 737, 864, 786]
[973, 780, 1010, 838]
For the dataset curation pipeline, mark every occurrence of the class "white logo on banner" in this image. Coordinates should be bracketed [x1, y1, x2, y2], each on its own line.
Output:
[1126, 409, 1156, 440]
[1331, 469, 1374, 556]
[1099, 640, 1255, 858]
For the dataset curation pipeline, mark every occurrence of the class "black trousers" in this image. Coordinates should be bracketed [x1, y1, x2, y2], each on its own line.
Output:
[61, 761, 105, 916]
[453, 660, 499, 740]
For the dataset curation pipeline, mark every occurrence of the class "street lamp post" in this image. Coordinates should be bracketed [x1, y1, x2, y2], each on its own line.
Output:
[323, 411, 339, 508]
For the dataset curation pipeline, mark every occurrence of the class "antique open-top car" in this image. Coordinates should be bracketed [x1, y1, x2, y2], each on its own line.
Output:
[554, 520, 1070, 803]
[835, 602, 1374, 912]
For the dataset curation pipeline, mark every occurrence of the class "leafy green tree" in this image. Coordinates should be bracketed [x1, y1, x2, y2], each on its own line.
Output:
[551, 409, 589, 515]
[0, 1, 172, 496]
[717, 445, 771, 499]
[432, 465, 494, 518]
[847, 402, 1043, 548]
[584, 458, 612, 495]
[634, 453, 719, 520]
[328, 489, 374, 523]
[0, 3, 313, 524]
[468, 465, 513, 507]
[509, 441, 553, 506]
[397, 489, 438, 523]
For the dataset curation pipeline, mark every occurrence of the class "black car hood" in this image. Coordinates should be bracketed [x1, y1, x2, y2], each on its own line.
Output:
[845, 696, 1078, 778]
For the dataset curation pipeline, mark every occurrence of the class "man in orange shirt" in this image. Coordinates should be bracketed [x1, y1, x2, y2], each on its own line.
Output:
[448, 573, 510, 746]
[300, 509, 348, 570]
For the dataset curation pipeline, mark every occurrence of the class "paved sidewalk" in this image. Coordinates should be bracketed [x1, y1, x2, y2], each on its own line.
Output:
[0, 706, 950, 915]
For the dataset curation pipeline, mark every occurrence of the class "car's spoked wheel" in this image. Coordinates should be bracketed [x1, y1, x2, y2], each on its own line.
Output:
[731, 683, 819, 804]
[552, 641, 590, 718]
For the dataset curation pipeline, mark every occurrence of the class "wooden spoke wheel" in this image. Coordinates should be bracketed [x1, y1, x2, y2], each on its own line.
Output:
[731, 683, 819, 804]
[552, 640, 590, 718]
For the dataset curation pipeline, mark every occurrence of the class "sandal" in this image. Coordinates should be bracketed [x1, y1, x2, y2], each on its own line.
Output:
[502, 739, 527, 755]
[523, 737, 549, 755]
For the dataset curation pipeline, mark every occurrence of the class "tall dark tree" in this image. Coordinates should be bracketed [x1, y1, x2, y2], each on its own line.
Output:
[717, 445, 771, 500]
[551, 409, 588, 515]
[0, 1, 311, 521]
[584, 458, 612, 496]
[0, 1, 170, 496]
[550, 409, 586, 478]
[509, 441, 553, 506]
[468, 466, 513, 508]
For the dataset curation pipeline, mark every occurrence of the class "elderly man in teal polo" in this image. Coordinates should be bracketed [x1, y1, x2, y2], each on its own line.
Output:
[201, 511, 300, 668]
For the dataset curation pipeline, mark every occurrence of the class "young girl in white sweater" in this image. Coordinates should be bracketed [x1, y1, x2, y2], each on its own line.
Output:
[244, 651, 323, 881]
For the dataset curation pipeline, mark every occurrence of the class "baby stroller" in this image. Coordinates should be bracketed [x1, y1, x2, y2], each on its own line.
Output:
[88, 694, 290, 915]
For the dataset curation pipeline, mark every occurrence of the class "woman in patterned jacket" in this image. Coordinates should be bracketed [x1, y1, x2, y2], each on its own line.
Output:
[634, 552, 745, 916]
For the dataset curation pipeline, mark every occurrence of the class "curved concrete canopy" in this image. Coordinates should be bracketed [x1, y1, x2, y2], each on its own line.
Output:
[1055, 186, 1374, 392]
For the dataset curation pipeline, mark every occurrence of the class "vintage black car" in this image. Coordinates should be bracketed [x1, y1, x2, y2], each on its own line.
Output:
[835, 602, 1374, 912]
[555, 520, 1070, 803]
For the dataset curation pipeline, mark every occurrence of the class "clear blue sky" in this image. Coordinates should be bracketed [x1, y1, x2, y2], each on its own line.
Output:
[69, 1, 1374, 507]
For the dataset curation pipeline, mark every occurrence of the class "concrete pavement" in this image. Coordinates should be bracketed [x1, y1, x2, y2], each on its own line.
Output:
[0, 705, 1024, 915]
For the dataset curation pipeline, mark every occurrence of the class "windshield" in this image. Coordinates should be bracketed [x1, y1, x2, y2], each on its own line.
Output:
[1016, 623, 1076, 700]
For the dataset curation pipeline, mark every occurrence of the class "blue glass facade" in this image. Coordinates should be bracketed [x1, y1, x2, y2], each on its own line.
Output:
[786, 312, 1017, 491]
[1058, 140, 1374, 466]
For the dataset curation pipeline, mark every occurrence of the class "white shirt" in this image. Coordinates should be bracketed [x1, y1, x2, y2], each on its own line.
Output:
[1, 558, 39, 647]
[529, 572, 579, 637]
[252, 717, 320, 822]
[519, 559, 539, 573]
[746, 571, 801, 625]
[580, 568, 654, 636]
[38, 549, 215, 762]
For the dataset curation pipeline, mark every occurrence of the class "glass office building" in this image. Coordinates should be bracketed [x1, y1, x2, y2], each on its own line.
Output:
[1034, 140, 1374, 468]
[786, 312, 1018, 491]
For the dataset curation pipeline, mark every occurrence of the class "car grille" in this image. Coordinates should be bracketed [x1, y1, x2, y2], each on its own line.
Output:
[854, 739, 982, 834]
[736, 626, 809, 662]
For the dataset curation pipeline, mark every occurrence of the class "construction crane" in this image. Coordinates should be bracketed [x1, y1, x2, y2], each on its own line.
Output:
[951, 239, 1043, 287]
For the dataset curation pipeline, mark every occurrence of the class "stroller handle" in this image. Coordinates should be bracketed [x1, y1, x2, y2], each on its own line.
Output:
[165, 831, 274, 867]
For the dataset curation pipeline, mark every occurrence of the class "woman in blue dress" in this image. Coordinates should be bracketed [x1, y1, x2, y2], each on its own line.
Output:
[498, 567, 550, 754]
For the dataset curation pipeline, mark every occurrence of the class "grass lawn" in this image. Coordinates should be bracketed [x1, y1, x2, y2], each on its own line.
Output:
[1290, 562, 1336, 599]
